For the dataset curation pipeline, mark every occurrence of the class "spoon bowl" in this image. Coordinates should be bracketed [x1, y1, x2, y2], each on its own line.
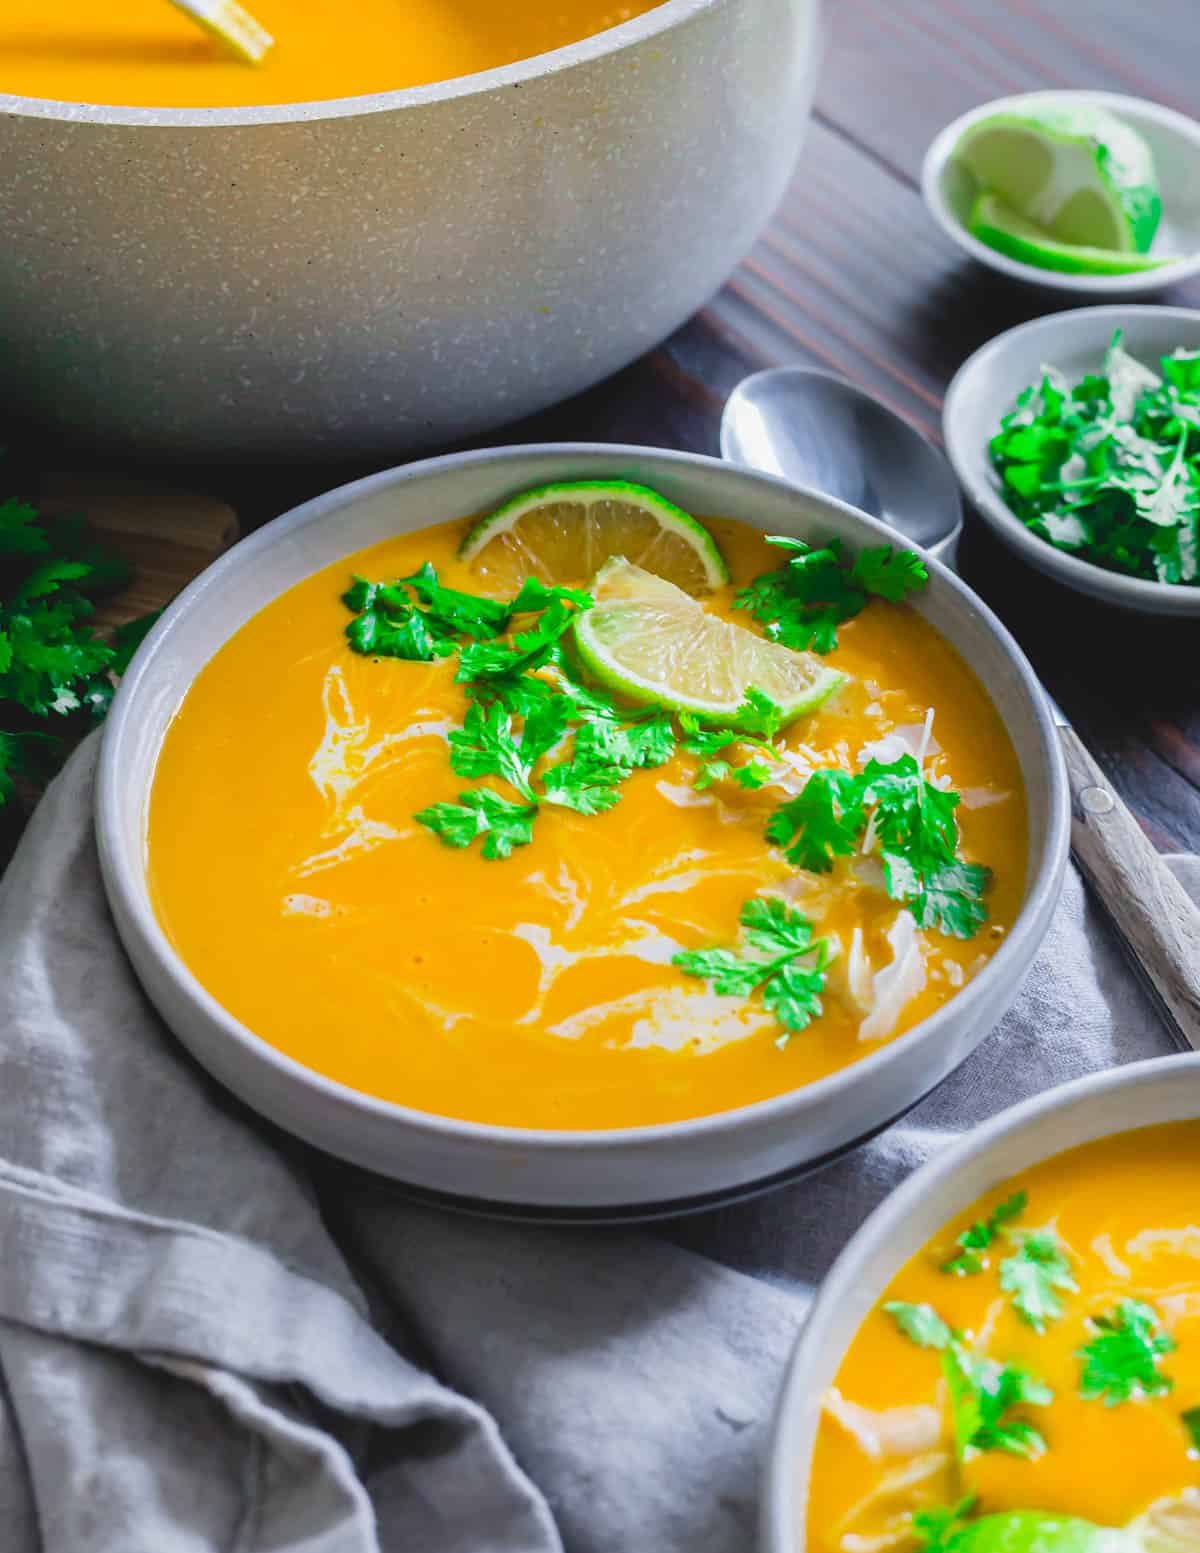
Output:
[719, 367, 962, 564]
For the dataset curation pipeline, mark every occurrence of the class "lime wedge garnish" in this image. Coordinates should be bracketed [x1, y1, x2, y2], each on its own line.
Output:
[953, 102, 1160, 254]
[969, 193, 1173, 275]
[572, 557, 846, 730]
[458, 480, 730, 596]
[941, 1511, 1131, 1553]
[168, 0, 275, 64]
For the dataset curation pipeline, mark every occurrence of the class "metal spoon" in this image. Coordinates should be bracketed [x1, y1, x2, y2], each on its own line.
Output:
[720, 367, 962, 564]
[720, 365, 1200, 1053]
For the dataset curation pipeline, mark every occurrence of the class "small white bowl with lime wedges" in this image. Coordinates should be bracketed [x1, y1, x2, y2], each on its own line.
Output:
[922, 91, 1200, 295]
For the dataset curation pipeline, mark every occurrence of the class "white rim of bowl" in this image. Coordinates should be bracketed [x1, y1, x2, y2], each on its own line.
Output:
[920, 89, 1200, 294]
[0, 0, 717, 128]
[943, 302, 1200, 611]
[765, 1048, 1200, 1552]
[96, 441, 1070, 1154]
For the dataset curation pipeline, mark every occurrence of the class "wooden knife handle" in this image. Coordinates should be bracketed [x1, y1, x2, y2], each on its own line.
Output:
[1058, 723, 1200, 1052]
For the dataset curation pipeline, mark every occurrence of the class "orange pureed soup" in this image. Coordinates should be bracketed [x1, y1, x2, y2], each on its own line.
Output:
[147, 512, 1027, 1131]
[808, 1124, 1200, 1549]
[4, 0, 665, 109]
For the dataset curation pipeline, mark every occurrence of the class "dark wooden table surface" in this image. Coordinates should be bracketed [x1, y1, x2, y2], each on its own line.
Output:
[17, 0, 1200, 856]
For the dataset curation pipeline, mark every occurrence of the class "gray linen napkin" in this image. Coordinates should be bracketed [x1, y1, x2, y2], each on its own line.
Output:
[0, 735, 1191, 1553]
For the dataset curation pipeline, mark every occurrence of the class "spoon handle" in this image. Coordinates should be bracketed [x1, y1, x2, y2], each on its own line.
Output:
[1057, 724, 1200, 1052]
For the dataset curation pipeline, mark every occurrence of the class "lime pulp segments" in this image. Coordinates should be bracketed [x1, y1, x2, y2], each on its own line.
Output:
[954, 103, 1160, 254]
[572, 558, 846, 731]
[459, 480, 730, 596]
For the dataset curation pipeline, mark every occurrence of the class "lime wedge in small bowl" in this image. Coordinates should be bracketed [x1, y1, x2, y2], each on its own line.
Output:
[921, 92, 1200, 297]
[572, 557, 846, 730]
[969, 194, 1174, 276]
[954, 101, 1160, 254]
[459, 479, 729, 596]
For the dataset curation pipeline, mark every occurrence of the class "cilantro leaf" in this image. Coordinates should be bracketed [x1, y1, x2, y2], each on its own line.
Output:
[766, 769, 864, 871]
[942, 1341, 1052, 1460]
[942, 1190, 1027, 1276]
[911, 1498, 978, 1553]
[734, 537, 928, 654]
[884, 1301, 952, 1350]
[401, 562, 511, 640]
[1182, 1405, 1200, 1453]
[886, 1300, 1053, 1460]
[447, 699, 568, 800]
[1078, 1299, 1176, 1406]
[883, 853, 991, 940]
[999, 1230, 1078, 1332]
[415, 789, 538, 860]
[851, 545, 929, 602]
[992, 330, 1200, 589]
[0, 498, 50, 558]
[343, 577, 453, 661]
[673, 895, 835, 1043]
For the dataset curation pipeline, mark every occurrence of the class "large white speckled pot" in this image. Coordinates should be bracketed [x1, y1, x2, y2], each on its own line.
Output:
[0, 0, 820, 458]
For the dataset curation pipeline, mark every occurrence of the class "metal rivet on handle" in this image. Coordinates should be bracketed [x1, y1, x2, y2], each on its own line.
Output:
[1079, 785, 1115, 816]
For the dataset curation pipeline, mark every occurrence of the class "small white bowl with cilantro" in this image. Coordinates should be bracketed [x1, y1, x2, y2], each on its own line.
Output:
[923, 91, 1200, 295]
[944, 305, 1200, 616]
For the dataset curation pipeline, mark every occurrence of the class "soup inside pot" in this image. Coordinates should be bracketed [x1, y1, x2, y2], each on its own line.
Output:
[2, 0, 666, 109]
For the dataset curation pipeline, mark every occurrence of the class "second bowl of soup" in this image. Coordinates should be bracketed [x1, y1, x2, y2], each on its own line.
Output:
[767, 1053, 1200, 1553]
[97, 445, 1067, 1214]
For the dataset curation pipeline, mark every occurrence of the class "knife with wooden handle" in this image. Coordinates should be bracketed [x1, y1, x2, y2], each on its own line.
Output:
[1055, 713, 1200, 1053]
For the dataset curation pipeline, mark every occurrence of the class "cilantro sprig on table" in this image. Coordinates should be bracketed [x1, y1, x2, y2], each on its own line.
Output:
[884, 1301, 1052, 1460]
[671, 896, 836, 1046]
[733, 536, 928, 654]
[1078, 1299, 1176, 1406]
[765, 754, 991, 939]
[0, 492, 156, 807]
[991, 330, 1200, 587]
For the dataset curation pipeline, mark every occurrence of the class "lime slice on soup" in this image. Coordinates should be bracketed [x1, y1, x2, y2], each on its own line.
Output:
[935, 1511, 1131, 1553]
[953, 103, 1160, 254]
[459, 480, 729, 596]
[168, 0, 275, 63]
[572, 557, 845, 730]
[969, 194, 1173, 275]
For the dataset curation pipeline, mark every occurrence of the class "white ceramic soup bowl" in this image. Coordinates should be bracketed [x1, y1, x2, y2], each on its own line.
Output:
[0, 0, 820, 459]
[96, 444, 1069, 1218]
[763, 1051, 1200, 1551]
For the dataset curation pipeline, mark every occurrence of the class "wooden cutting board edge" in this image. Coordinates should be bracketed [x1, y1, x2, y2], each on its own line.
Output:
[36, 471, 242, 632]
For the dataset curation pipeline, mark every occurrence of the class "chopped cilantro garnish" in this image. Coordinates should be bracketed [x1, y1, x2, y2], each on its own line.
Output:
[766, 755, 990, 939]
[884, 1301, 953, 1350]
[672, 895, 835, 1045]
[999, 1230, 1078, 1333]
[448, 698, 570, 802]
[943, 1342, 1052, 1460]
[991, 331, 1200, 587]
[734, 536, 928, 654]
[414, 789, 538, 860]
[678, 693, 782, 792]
[942, 1190, 1027, 1276]
[1078, 1299, 1176, 1406]
[767, 768, 864, 872]
[911, 1498, 977, 1553]
[1182, 1405, 1200, 1453]
[886, 1298, 1052, 1460]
